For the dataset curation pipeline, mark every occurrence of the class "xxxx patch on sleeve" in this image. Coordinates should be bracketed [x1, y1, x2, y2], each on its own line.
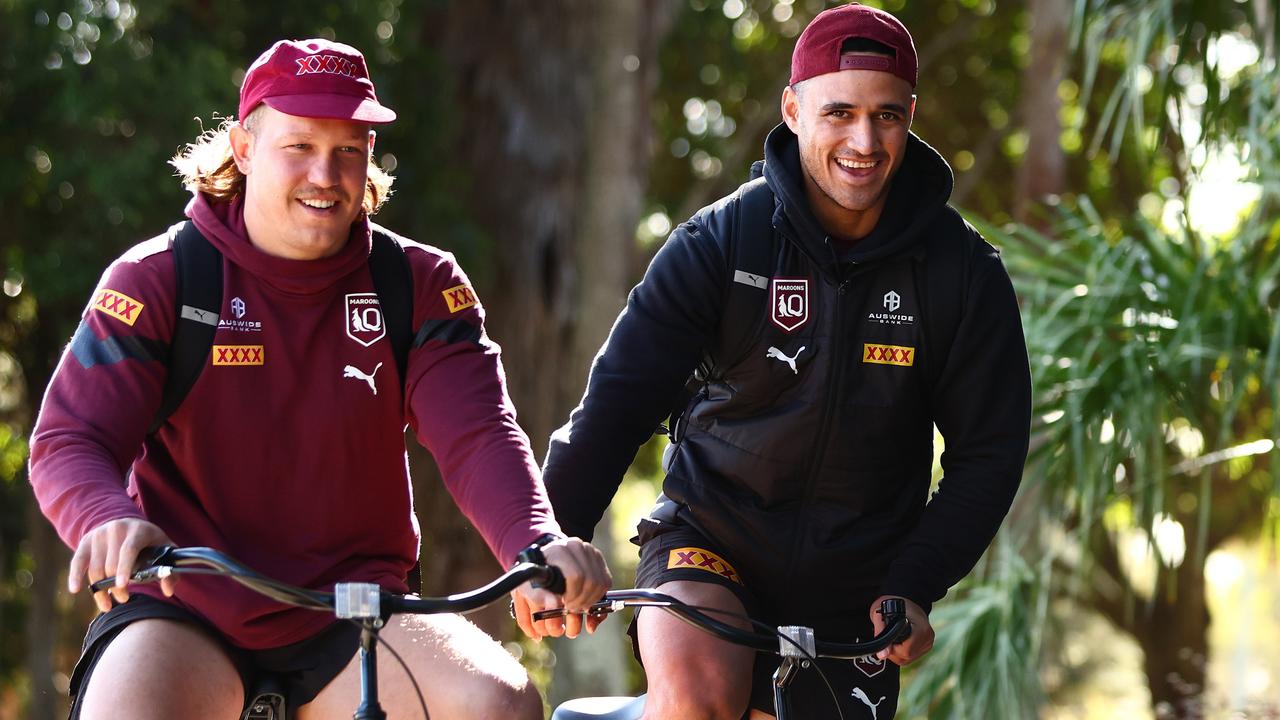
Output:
[442, 283, 477, 313]
[92, 289, 145, 326]
[667, 547, 741, 584]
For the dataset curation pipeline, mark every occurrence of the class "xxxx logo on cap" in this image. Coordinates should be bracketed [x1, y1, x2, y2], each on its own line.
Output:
[92, 289, 145, 326]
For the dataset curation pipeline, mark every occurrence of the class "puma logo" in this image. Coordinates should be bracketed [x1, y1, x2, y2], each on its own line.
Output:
[766, 345, 806, 374]
[850, 687, 886, 719]
[343, 362, 382, 395]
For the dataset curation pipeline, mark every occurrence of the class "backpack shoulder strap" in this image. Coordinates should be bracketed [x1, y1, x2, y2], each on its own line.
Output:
[668, 169, 777, 442]
[150, 221, 222, 434]
[709, 168, 777, 373]
[368, 227, 414, 388]
[919, 209, 972, 389]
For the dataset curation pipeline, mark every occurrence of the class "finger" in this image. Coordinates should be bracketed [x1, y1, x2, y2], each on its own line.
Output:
[511, 592, 539, 640]
[92, 588, 113, 614]
[111, 533, 143, 605]
[563, 611, 583, 639]
[548, 548, 587, 610]
[586, 612, 605, 634]
[85, 537, 108, 596]
[585, 546, 612, 600]
[542, 613, 566, 638]
[160, 574, 178, 598]
[68, 540, 90, 593]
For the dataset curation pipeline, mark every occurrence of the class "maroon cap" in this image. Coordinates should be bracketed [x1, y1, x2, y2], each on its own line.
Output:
[238, 39, 396, 124]
[790, 3, 917, 88]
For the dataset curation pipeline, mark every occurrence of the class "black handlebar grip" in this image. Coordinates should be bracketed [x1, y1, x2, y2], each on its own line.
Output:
[533, 565, 566, 595]
[878, 597, 912, 641]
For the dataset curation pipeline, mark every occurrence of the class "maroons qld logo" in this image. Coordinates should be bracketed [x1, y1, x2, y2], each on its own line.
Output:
[770, 278, 809, 332]
[345, 293, 385, 347]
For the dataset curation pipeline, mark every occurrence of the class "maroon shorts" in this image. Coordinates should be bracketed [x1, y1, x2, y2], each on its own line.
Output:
[69, 594, 359, 720]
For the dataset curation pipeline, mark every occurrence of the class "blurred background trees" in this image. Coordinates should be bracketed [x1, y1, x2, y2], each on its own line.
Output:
[1, 0, 1275, 718]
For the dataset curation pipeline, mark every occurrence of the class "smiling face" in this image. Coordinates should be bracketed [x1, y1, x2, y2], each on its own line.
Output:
[781, 65, 915, 241]
[229, 106, 375, 260]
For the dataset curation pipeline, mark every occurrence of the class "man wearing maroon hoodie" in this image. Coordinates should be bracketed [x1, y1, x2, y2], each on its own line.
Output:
[29, 38, 610, 719]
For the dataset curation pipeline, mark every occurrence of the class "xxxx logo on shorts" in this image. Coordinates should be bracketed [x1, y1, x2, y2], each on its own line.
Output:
[92, 289, 145, 326]
[667, 547, 741, 584]
[863, 343, 914, 367]
[212, 345, 264, 366]
[442, 283, 477, 313]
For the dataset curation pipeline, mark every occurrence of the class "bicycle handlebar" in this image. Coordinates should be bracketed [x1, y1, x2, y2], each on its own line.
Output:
[88, 545, 566, 617]
[534, 589, 911, 660]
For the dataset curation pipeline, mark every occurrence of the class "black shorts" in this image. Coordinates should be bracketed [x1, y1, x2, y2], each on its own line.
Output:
[629, 517, 901, 720]
[69, 594, 360, 720]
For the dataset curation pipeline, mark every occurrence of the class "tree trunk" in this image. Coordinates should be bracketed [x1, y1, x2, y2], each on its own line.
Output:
[1134, 560, 1211, 719]
[1015, 0, 1070, 223]
[23, 495, 64, 720]
[417, 0, 674, 702]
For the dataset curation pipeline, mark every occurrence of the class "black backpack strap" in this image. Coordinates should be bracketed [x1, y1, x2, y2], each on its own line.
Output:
[368, 227, 414, 387]
[714, 170, 777, 371]
[917, 211, 973, 390]
[667, 168, 777, 443]
[150, 221, 222, 434]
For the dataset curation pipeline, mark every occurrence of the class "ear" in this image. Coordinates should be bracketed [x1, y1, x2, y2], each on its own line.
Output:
[368, 130, 377, 156]
[907, 95, 917, 129]
[229, 124, 254, 174]
[781, 85, 802, 134]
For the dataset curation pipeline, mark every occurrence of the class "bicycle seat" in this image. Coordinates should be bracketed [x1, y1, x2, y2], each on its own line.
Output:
[551, 694, 647, 720]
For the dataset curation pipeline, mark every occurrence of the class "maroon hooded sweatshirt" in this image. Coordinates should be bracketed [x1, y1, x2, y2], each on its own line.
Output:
[29, 194, 561, 649]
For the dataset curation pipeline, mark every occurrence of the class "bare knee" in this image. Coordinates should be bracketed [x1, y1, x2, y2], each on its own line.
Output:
[467, 675, 542, 720]
[80, 618, 243, 720]
[367, 613, 543, 720]
[646, 688, 747, 720]
[638, 582, 755, 720]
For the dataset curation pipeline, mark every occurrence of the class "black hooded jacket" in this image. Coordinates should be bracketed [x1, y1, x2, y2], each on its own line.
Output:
[544, 123, 1031, 609]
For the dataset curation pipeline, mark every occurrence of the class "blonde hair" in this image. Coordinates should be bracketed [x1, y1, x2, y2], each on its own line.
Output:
[170, 106, 394, 214]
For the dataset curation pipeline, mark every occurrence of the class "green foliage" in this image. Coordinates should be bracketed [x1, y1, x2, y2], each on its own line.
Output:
[900, 547, 1046, 719]
[987, 186, 1278, 549]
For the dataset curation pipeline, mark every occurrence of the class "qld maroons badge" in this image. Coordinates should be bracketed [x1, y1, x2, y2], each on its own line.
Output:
[770, 278, 809, 332]
[345, 293, 386, 347]
[854, 653, 887, 678]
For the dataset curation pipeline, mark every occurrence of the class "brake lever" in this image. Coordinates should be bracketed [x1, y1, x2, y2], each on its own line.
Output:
[531, 600, 615, 622]
[86, 545, 179, 593]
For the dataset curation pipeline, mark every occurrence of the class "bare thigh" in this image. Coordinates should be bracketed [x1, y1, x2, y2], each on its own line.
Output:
[79, 618, 245, 720]
[298, 612, 541, 720]
[637, 580, 760, 720]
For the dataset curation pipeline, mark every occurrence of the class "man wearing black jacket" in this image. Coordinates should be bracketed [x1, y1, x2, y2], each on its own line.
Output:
[544, 4, 1031, 718]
